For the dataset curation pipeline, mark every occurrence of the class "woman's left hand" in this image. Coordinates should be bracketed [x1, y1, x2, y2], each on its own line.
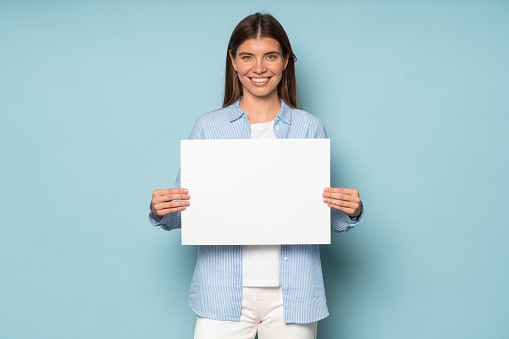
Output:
[323, 187, 362, 218]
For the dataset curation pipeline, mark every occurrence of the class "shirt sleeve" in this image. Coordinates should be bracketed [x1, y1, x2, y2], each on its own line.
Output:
[148, 171, 182, 231]
[330, 201, 364, 233]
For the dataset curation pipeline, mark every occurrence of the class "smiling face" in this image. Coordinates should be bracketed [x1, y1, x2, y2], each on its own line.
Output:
[229, 37, 289, 102]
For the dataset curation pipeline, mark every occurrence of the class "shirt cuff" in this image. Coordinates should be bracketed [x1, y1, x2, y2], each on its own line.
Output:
[148, 203, 166, 228]
[348, 202, 364, 225]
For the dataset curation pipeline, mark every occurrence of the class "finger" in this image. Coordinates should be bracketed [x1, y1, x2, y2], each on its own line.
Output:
[324, 187, 359, 196]
[155, 206, 188, 216]
[153, 188, 189, 196]
[153, 193, 191, 203]
[326, 203, 356, 216]
[323, 198, 359, 210]
[154, 200, 190, 210]
[154, 193, 191, 203]
[322, 191, 361, 203]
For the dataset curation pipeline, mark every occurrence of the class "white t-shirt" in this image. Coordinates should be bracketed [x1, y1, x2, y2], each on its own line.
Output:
[242, 120, 281, 287]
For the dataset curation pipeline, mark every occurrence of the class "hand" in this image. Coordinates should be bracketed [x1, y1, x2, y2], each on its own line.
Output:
[322, 187, 362, 218]
[151, 188, 190, 218]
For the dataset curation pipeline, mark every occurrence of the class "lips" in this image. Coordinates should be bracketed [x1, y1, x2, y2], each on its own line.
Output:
[249, 77, 272, 86]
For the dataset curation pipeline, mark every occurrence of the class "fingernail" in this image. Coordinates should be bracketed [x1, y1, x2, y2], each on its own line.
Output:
[324, 188, 329, 192]
[183, 189, 188, 193]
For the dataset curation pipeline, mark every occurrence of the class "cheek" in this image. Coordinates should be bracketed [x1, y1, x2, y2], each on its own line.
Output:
[268, 62, 284, 75]
[236, 63, 251, 76]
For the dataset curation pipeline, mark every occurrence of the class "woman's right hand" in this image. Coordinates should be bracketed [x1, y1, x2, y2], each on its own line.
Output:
[151, 188, 190, 218]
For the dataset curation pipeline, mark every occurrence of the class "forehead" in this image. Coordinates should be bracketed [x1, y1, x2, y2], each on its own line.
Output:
[236, 37, 282, 55]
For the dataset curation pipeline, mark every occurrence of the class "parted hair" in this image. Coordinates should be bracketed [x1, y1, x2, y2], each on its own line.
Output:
[223, 13, 298, 109]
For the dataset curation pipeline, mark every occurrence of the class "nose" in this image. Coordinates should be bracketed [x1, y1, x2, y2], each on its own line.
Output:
[253, 59, 266, 74]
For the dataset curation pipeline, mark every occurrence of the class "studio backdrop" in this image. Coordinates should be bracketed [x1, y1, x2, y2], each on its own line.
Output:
[1, 1, 508, 338]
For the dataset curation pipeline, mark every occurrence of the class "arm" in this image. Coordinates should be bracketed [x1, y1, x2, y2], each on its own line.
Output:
[148, 116, 204, 231]
[315, 119, 364, 233]
[148, 171, 188, 231]
[148, 172, 190, 231]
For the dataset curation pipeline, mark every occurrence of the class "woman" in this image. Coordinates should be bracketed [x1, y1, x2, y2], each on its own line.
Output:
[149, 12, 363, 339]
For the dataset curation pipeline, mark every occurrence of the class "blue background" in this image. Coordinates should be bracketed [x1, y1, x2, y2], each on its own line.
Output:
[1, 1, 508, 338]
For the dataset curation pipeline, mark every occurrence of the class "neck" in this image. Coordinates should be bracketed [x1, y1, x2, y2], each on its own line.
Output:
[239, 92, 281, 124]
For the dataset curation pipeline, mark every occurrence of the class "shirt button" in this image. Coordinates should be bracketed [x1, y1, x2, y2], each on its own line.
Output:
[284, 257, 288, 261]
[276, 126, 280, 130]
[284, 286, 289, 290]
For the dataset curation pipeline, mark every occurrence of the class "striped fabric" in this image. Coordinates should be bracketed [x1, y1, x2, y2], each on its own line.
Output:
[149, 99, 363, 323]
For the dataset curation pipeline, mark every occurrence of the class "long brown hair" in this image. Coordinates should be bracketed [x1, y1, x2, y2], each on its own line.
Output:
[223, 13, 298, 109]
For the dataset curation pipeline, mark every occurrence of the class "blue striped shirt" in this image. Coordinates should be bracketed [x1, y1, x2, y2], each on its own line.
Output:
[149, 99, 363, 323]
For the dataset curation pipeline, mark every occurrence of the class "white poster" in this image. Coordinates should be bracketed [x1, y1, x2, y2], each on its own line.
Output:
[181, 139, 330, 245]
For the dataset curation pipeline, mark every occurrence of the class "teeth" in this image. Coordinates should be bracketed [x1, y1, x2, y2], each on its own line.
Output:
[252, 78, 269, 83]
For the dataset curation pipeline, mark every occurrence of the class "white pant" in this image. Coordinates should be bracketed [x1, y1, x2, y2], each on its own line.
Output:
[194, 287, 317, 339]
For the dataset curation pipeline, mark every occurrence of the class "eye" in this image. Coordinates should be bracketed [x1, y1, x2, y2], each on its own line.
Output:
[241, 55, 252, 60]
[267, 55, 278, 60]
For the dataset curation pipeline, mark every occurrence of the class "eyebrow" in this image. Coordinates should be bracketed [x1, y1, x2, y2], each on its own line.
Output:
[238, 51, 281, 56]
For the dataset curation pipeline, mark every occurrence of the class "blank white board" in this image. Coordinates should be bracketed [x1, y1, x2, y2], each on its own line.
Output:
[180, 139, 330, 245]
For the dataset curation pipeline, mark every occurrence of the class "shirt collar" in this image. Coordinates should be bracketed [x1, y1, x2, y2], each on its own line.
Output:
[229, 98, 292, 125]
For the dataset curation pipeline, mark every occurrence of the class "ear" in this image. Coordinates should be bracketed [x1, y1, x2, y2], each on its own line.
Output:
[229, 50, 237, 72]
[283, 53, 290, 70]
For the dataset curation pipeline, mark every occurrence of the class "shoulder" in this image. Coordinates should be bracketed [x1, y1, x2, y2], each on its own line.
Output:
[291, 107, 324, 125]
[288, 106, 327, 135]
[188, 104, 237, 139]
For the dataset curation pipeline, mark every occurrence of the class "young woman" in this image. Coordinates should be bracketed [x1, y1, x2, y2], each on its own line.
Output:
[149, 13, 363, 339]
